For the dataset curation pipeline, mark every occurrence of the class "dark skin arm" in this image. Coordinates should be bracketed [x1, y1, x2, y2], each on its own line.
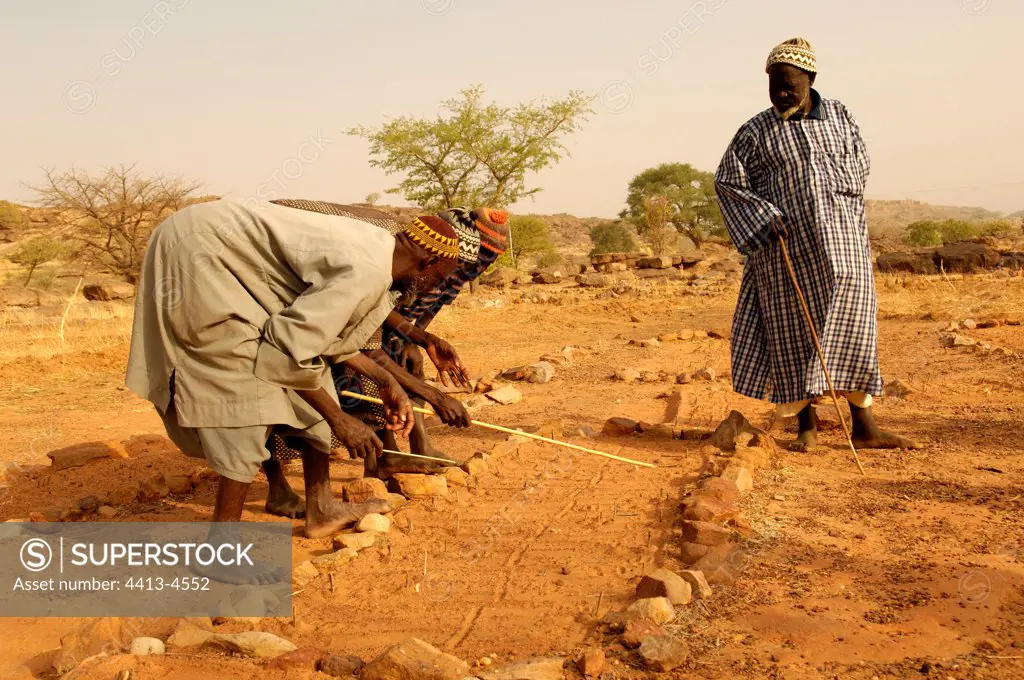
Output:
[365, 348, 471, 428]
[294, 387, 382, 461]
[342, 353, 415, 437]
[384, 310, 470, 388]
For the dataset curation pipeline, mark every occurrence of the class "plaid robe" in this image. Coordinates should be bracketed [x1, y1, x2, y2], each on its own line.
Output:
[714, 91, 883, 404]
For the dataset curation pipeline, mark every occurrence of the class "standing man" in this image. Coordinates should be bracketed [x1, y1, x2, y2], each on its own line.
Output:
[715, 38, 919, 452]
[126, 198, 460, 538]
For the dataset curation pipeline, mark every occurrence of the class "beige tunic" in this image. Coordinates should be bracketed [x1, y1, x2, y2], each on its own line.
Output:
[125, 198, 396, 430]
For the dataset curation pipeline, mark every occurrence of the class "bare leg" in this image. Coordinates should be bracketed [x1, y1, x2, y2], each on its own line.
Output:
[789, 404, 818, 452]
[850, 404, 921, 450]
[262, 459, 305, 519]
[373, 409, 454, 478]
[212, 475, 250, 522]
[301, 442, 389, 539]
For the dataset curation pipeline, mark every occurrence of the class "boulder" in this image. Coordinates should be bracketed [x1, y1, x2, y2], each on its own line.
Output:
[500, 362, 556, 384]
[319, 654, 366, 676]
[576, 274, 613, 288]
[638, 634, 689, 672]
[463, 453, 489, 477]
[680, 521, 732, 547]
[532, 270, 563, 284]
[934, 242, 1000, 273]
[343, 477, 390, 504]
[876, 251, 938, 274]
[356, 513, 392, 533]
[479, 657, 565, 680]
[486, 386, 523, 405]
[443, 467, 470, 488]
[635, 569, 693, 605]
[682, 496, 738, 524]
[361, 637, 469, 680]
[129, 637, 166, 656]
[482, 267, 521, 287]
[636, 256, 673, 269]
[613, 368, 641, 382]
[165, 474, 193, 495]
[622, 619, 665, 649]
[205, 631, 297, 659]
[292, 560, 319, 588]
[82, 283, 136, 301]
[334, 531, 383, 552]
[139, 473, 170, 501]
[46, 441, 129, 471]
[679, 570, 713, 599]
[391, 474, 449, 499]
[268, 647, 327, 672]
[626, 597, 675, 625]
[720, 465, 753, 493]
[53, 618, 124, 674]
[576, 648, 605, 678]
[602, 418, 639, 437]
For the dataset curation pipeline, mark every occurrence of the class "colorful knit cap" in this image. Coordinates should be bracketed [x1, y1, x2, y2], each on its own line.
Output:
[765, 37, 817, 74]
[436, 208, 480, 263]
[405, 215, 460, 260]
[470, 207, 510, 255]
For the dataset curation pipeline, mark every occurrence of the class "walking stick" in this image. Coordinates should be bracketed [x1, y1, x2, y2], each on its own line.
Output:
[339, 391, 656, 468]
[774, 223, 867, 476]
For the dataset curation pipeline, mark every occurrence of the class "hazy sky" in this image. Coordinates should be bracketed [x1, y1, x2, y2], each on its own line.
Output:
[1, 0, 1021, 217]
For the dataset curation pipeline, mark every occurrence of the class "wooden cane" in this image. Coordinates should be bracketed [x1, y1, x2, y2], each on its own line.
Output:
[339, 390, 656, 469]
[776, 229, 867, 476]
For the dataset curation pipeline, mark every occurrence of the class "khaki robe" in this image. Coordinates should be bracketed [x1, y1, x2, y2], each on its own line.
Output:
[126, 198, 396, 430]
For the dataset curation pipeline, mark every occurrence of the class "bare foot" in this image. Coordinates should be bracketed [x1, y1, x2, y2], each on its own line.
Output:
[374, 451, 455, 479]
[852, 431, 922, 450]
[265, 492, 306, 519]
[788, 429, 818, 452]
[305, 499, 391, 539]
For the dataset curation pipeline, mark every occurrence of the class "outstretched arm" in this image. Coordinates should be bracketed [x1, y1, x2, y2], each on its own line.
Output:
[383, 310, 470, 388]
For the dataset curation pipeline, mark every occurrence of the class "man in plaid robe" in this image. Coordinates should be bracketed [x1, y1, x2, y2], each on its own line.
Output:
[715, 38, 918, 452]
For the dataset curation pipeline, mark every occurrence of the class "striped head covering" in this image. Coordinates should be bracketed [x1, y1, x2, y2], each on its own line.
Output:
[765, 37, 817, 74]
[437, 207, 480, 263]
[406, 215, 459, 260]
[269, 199, 405, 235]
[471, 207, 510, 256]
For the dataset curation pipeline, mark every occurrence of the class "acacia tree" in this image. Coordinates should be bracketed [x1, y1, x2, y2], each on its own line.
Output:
[348, 85, 595, 210]
[30, 164, 202, 283]
[642, 194, 673, 256]
[620, 163, 725, 247]
[7, 237, 67, 286]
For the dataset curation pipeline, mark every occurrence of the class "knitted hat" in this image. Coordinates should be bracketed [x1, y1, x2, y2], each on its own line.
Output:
[437, 208, 480, 263]
[405, 215, 460, 260]
[765, 37, 817, 74]
[471, 207, 510, 256]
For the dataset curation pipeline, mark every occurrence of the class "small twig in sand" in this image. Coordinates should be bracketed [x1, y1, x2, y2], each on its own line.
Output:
[423, 548, 428, 577]
[594, 591, 603, 617]
[58, 275, 84, 344]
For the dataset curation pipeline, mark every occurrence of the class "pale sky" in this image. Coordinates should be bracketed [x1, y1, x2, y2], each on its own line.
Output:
[1, 0, 1021, 217]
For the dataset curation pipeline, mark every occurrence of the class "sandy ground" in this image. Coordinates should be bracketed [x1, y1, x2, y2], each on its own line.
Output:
[0, 268, 1022, 679]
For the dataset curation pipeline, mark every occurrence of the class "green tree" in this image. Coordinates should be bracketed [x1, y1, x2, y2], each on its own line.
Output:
[589, 220, 638, 255]
[7, 236, 67, 286]
[495, 215, 556, 268]
[348, 84, 595, 211]
[620, 163, 726, 247]
[0, 200, 23, 232]
[364, 192, 381, 206]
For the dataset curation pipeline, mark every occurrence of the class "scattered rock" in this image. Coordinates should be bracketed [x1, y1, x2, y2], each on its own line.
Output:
[682, 496, 737, 524]
[486, 386, 524, 406]
[680, 521, 732, 547]
[576, 648, 605, 678]
[343, 477, 390, 504]
[962, 318, 978, 330]
[693, 367, 716, 381]
[479, 657, 565, 680]
[638, 634, 689, 672]
[532, 270, 563, 285]
[444, 467, 470, 488]
[76, 495, 101, 514]
[205, 631, 297, 659]
[464, 394, 492, 414]
[463, 453, 489, 476]
[637, 256, 673, 269]
[657, 332, 678, 343]
[268, 646, 326, 671]
[626, 597, 676, 625]
[707, 328, 731, 340]
[500, 362, 556, 384]
[639, 338, 660, 348]
[391, 474, 449, 499]
[884, 378, 915, 398]
[675, 372, 692, 385]
[334, 532, 383, 552]
[96, 505, 117, 519]
[139, 473, 170, 501]
[482, 267, 522, 287]
[82, 283, 135, 301]
[165, 474, 193, 495]
[312, 548, 359, 570]
[679, 570, 713, 599]
[53, 618, 124, 673]
[292, 561, 319, 589]
[976, 638, 1003, 653]
[697, 477, 742, 505]
[602, 418, 639, 437]
[977, 319, 1001, 329]
[943, 333, 977, 348]
[576, 273, 613, 288]
[622, 619, 665, 649]
[46, 441, 129, 471]
[679, 542, 710, 563]
[643, 424, 676, 440]
[129, 637, 166, 656]
[386, 493, 409, 512]
[361, 637, 469, 680]
[613, 368, 641, 382]
[678, 329, 696, 340]
[356, 513, 391, 533]
[720, 465, 753, 493]
[876, 251, 937, 274]
[636, 569, 693, 605]
[934, 243, 999, 273]
[319, 653, 366, 677]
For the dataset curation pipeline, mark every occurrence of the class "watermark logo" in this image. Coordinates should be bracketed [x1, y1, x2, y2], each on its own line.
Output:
[600, 81, 634, 115]
[62, 81, 97, 115]
[958, 569, 991, 604]
[422, 0, 455, 16]
[20, 538, 53, 572]
[960, 0, 992, 14]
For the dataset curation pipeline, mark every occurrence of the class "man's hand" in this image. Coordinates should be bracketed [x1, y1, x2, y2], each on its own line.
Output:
[770, 217, 789, 241]
[425, 334, 470, 388]
[427, 392, 472, 428]
[329, 414, 382, 462]
[378, 379, 415, 437]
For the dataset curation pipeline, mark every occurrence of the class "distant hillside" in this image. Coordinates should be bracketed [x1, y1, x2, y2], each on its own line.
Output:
[865, 199, 1005, 236]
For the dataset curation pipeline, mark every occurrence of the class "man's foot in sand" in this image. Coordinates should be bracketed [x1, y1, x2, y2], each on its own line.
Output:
[264, 491, 305, 519]
[789, 429, 818, 452]
[305, 499, 391, 539]
[850, 404, 921, 450]
[373, 451, 456, 479]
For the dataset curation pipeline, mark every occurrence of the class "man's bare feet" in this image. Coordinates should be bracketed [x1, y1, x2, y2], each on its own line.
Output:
[305, 499, 391, 539]
[788, 404, 818, 452]
[262, 459, 306, 519]
[850, 403, 921, 450]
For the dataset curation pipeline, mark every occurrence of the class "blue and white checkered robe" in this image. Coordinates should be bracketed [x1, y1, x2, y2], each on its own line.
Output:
[714, 92, 883, 404]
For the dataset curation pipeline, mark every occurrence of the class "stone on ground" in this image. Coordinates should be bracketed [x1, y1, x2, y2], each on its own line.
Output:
[139, 473, 170, 501]
[165, 474, 193, 495]
[360, 637, 469, 680]
[697, 476, 742, 504]
[576, 273, 613, 287]
[602, 417, 639, 437]
[639, 634, 689, 672]
[720, 465, 753, 493]
[205, 631, 297, 658]
[681, 520, 732, 547]
[657, 332, 678, 342]
[486, 386, 524, 405]
[83, 282, 135, 301]
[614, 368, 641, 382]
[635, 568, 693, 605]
[693, 367, 716, 381]
[639, 338, 660, 348]
[622, 619, 666, 649]
[53, 618, 124, 673]
[356, 513, 392, 533]
[463, 453, 489, 476]
[576, 648, 605, 678]
[680, 570, 713, 599]
[884, 378, 915, 398]
[76, 495, 101, 514]
[443, 467, 470, 488]
[267, 646, 326, 671]
[386, 493, 410, 511]
[46, 441, 129, 471]
[626, 597, 676, 625]
[343, 477, 390, 503]
[291, 560, 320, 589]
[679, 542, 710, 563]
[319, 654, 366, 677]
[334, 531, 383, 552]
[312, 548, 359, 570]
[643, 423, 676, 440]
[391, 474, 449, 499]
[479, 656, 565, 680]
[637, 256, 673, 269]
[500, 362, 556, 384]
[682, 496, 738, 523]
[464, 394, 492, 414]
[129, 637, 166, 656]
